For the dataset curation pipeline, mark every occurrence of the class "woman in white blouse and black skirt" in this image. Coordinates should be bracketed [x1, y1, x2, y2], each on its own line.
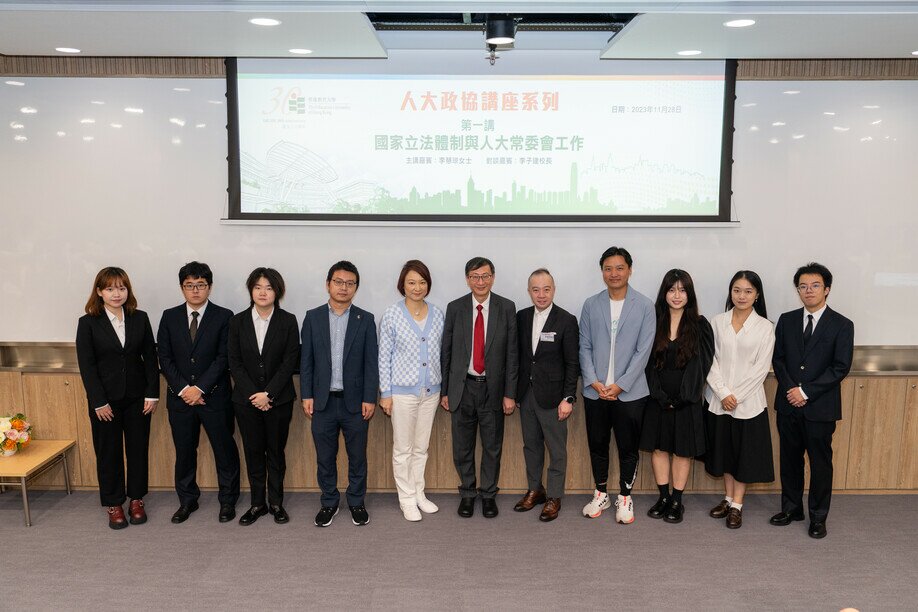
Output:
[704, 270, 776, 529]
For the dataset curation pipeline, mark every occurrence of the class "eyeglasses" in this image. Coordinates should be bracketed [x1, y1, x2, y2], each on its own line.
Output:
[182, 283, 209, 292]
[797, 283, 824, 293]
[467, 274, 493, 282]
[330, 278, 357, 289]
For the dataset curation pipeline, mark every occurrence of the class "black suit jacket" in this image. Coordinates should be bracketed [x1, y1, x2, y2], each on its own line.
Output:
[227, 307, 300, 406]
[516, 304, 579, 410]
[299, 303, 379, 414]
[646, 316, 715, 408]
[157, 301, 233, 411]
[76, 309, 159, 413]
[772, 306, 854, 422]
[441, 292, 519, 412]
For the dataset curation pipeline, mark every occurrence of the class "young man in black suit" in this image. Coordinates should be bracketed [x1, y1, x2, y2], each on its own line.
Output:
[771, 262, 854, 539]
[513, 269, 579, 522]
[157, 261, 240, 524]
[441, 256, 519, 519]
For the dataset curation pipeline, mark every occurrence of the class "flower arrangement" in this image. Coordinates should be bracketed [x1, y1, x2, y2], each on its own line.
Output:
[0, 414, 32, 456]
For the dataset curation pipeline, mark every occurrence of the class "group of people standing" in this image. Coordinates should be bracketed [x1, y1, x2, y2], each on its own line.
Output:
[75, 247, 853, 540]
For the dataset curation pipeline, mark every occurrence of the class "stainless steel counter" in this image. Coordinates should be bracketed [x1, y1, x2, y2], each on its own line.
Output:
[2, 342, 917, 376]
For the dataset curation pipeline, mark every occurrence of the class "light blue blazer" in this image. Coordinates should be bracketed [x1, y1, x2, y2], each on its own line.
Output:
[579, 286, 656, 402]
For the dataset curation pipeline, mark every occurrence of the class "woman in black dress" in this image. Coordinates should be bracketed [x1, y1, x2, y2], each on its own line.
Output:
[640, 269, 714, 524]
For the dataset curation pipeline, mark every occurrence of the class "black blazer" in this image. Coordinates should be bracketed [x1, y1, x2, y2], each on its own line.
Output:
[441, 292, 519, 412]
[516, 304, 579, 410]
[227, 307, 300, 406]
[772, 306, 854, 422]
[646, 316, 714, 409]
[157, 301, 233, 411]
[76, 309, 159, 412]
[299, 303, 379, 414]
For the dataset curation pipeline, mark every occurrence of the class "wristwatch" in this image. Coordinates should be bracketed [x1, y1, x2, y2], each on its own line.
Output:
[563, 395, 576, 404]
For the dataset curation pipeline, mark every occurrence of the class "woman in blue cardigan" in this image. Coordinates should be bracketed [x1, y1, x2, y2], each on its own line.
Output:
[378, 260, 445, 522]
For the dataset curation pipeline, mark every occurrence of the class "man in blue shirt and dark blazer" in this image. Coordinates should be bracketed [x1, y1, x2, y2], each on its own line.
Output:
[771, 262, 854, 539]
[157, 261, 240, 524]
[301, 261, 379, 528]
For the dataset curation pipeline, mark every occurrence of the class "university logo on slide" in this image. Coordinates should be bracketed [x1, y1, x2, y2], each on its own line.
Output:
[287, 94, 306, 114]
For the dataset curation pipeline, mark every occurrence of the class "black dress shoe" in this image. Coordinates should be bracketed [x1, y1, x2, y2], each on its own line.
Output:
[482, 497, 499, 518]
[808, 521, 827, 539]
[269, 504, 289, 524]
[219, 503, 236, 523]
[663, 500, 685, 524]
[769, 511, 805, 526]
[238, 505, 268, 526]
[171, 501, 199, 524]
[457, 497, 475, 518]
[647, 496, 671, 519]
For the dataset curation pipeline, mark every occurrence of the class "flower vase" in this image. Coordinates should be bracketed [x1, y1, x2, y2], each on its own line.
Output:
[1, 448, 17, 457]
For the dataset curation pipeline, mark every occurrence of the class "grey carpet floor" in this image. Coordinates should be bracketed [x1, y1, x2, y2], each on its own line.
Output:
[2, 490, 916, 611]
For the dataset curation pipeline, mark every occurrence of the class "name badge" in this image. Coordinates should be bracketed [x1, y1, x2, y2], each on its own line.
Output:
[540, 332, 556, 342]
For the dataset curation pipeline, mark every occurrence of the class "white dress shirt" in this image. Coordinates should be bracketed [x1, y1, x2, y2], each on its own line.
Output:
[803, 304, 827, 333]
[532, 303, 553, 354]
[106, 307, 126, 347]
[705, 309, 776, 419]
[187, 300, 208, 328]
[251, 306, 273, 354]
[467, 293, 491, 375]
[604, 298, 624, 386]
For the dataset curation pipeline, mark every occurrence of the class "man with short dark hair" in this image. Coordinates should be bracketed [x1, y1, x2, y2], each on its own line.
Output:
[301, 261, 378, 527]
[770, 262, 854, 539]
[157, 261, 240, 524]
[441, 256, 518, 518]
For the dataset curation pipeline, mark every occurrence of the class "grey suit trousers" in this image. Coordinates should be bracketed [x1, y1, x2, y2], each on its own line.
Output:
[452, 378, 504, 498]
[520, 389, 568, 498]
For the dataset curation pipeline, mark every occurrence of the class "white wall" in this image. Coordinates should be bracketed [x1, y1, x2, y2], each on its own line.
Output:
[2, 73, 916, 343]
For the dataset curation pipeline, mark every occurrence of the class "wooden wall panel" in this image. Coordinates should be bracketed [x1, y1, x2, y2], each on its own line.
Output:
[737, 59, 918, 80]
[0, 56, 225, 78]
[20, 374, 82, 487]
[0, 371, 24, 413]
[845, 378, 908, 489]
[897, 379, 918, 488]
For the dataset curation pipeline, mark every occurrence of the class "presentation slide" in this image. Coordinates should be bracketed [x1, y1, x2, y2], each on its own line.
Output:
[233, 58, 731, 221]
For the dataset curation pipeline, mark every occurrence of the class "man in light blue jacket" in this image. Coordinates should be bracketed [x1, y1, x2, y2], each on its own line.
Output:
[579, 246, 655, 525]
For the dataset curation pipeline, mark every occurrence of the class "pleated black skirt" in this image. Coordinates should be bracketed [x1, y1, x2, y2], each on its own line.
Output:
[639, 399, 706, 458]
[704, 410, 775, 484]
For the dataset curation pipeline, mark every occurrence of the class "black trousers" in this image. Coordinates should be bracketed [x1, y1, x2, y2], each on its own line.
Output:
[520, 390, 568, 498]
[584, 396, 647, 496]
[311, 394, 369, 508]
[234, 400, 293, 507]
[451, 378, 505, 499]
[89, 396, 151, 507]
[168, 399, 240, 506]
[777, 410, 836, 522]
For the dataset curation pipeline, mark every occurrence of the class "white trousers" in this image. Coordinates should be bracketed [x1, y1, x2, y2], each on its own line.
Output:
[391, 393, 439, 505]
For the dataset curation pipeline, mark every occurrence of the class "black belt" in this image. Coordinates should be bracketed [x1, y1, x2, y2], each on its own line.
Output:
[466, 374, 486, 383]
[329, 390, 344, 398]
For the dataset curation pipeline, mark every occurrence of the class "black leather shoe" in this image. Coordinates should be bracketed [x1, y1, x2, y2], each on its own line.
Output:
[171, 501, 199, 524]
[808, 521, 827, 539]
[219, 503, 236, 523]
[663, 500, 685, 524]
[647, 496, 671, 519]
[482, 497, 499, 518]
[769, 511, 805, 526]
[457, 497, 475, 518]
[269, 504, 289, 524]
[238, 505, 268, 526]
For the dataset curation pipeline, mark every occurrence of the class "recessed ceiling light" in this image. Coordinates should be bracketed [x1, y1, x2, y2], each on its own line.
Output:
[871, 119, 883, 125]
[82, 136, 94, 142]
[772, 121, 786, 126]
[912, 51, 918, 56]
[749, 125, 759, 131]
[195, 123, 206, 128]
[5, 80, 25, 87]
[783, 90, 800, 95]
[207, 100, 223, 105]
[20, 106, 37, 114]
[823, 111, 836, 116]
[173, 87, 191, 92]
[55, 47, 81, 54]
[110, 123, 123, 129]
[289, 48, 313, 55]
[124, 107, 144, 114]
[171, 137, 182, 145]
[792, 134, 805, 140]
[833, 126, 850, 132]
[740, 102, 757, 107]
[863, 105, 880, 109]
[169, 118, 186, 127]
[724, 19, 756, 28]
[14, 135, 28, 142]
[9, 122, 24, 129]
[249, 18, 281, 26]
[768, 138, 779, 144]
[80, 118, 95, 124]
[677, 50, 702, 56]
[56, 131, 66, 137]
[90, 100, 105, 105]
[860, 136, 873, 142]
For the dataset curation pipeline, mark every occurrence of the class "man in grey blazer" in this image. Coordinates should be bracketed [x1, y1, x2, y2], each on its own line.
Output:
[579, 246, 655, 524]
[441, 256, 519, 519]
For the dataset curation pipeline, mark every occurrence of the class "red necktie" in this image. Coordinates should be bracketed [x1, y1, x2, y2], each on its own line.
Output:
[473, 304, 485, 374]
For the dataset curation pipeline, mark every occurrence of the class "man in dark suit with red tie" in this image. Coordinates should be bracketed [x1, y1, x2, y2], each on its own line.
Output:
[770, 262, 854, 539]
[513, 269, 579, 522]
[157, 262, 240, 524]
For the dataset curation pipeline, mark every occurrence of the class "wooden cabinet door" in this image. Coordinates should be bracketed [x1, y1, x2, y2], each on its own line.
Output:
[846, 377, 908, 489]
[20, 373, 84, 487]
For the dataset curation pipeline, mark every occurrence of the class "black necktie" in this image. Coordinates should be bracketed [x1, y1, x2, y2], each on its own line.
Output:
[803, 314, 813, 345]
[190, 311, 199, 342]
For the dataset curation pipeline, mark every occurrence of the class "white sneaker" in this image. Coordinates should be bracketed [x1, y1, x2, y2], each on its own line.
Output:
[416, 495, 439, 514]
[401, 503, 422, 522]
[582, 490, 611, 518]
[615, 494, 635, 524]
